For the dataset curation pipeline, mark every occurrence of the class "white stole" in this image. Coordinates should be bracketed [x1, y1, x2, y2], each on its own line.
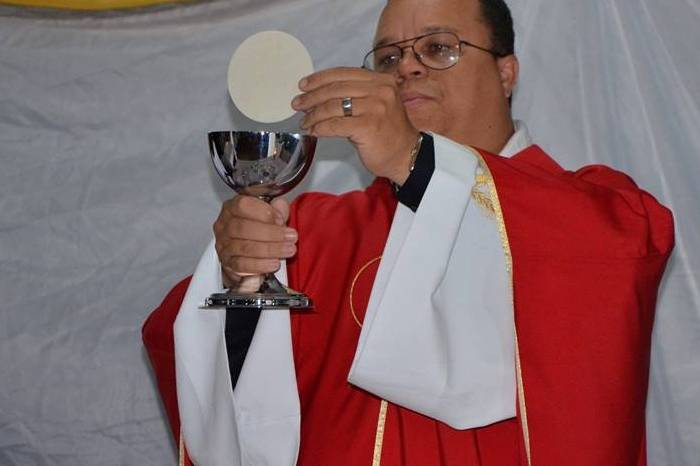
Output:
[347, 134, 516, 428]
[174, 247, 299, 466]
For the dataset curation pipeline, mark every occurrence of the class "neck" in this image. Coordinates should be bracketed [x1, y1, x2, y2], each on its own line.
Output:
[457, 116, 515, 154]
[493, 117, 516, 153]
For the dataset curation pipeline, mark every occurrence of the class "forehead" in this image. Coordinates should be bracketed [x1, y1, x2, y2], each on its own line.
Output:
[375, 0, 484, 45]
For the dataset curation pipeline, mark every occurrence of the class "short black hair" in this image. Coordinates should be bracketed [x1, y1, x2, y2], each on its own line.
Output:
[478, 0, 515, 56]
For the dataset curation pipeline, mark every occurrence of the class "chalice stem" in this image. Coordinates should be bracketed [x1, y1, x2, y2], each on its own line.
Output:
[256, 195, 288, 294]
[259, 273, 288, 294]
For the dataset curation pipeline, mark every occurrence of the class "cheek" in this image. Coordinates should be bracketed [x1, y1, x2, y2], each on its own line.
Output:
[438, 72, 489, 124]
[442, 75, 475, 111]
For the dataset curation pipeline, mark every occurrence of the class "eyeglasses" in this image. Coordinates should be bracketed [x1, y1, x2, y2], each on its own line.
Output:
[362, 31, 503, 74]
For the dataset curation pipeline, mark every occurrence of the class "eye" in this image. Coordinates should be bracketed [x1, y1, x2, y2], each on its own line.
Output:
[424, 40, 454, 57]
[374, 47, 401, 70]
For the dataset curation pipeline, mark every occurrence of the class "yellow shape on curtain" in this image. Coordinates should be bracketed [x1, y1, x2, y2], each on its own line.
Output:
[0, 0, 191, 10]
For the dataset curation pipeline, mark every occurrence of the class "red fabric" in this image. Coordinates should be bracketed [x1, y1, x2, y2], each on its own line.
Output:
[484, 146, 673, 465]
[287, 178, 524, 465]
[142, 277, 194, 466]
[142, 145, 673, 465]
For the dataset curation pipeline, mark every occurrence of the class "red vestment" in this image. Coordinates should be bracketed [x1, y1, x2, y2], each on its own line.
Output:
[143, 145, 673, 465]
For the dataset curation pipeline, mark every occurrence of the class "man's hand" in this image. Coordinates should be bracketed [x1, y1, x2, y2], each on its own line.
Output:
[214, 68, 417, 289]
[292, 67, 420, 186]
[213, 196, 298, 292]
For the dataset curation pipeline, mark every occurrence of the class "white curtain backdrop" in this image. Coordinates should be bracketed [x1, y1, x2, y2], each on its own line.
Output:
[0, 0, 697, 465]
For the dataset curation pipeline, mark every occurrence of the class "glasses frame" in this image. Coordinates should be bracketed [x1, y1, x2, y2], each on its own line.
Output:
[362, 31, 504, 73]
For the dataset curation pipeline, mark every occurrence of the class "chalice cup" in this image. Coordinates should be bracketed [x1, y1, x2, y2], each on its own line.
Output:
[205, 131, 316, 310]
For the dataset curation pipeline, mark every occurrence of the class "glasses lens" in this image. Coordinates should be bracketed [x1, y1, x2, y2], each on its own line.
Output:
[415, 32, 460, 69]
[366, 45, 402, 73]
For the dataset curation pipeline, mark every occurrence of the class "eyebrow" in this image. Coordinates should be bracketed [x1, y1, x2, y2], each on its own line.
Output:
[374, 25, 459, 48]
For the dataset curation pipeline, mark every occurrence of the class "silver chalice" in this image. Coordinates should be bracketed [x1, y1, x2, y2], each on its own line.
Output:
[205, 131, 316, 310]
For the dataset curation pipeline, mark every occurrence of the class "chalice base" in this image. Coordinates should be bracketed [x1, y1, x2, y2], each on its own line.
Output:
[205, 274, 313, 310]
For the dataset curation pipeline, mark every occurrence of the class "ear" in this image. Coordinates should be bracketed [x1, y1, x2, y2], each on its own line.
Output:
[496, 54, 519, 99]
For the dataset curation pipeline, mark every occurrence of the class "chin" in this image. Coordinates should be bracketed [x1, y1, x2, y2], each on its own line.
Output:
[408, 113, 445, 136]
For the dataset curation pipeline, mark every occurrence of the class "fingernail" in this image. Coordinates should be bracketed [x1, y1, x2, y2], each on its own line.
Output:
[274, 213, 285, 226]
[298, 77, 308, 90]
[291, 95, 301, 109]
[284, 228, 298, 241]
[282, 243, 296, 257]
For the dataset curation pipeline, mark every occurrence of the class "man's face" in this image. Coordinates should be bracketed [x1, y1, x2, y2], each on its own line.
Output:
[375, 0, 514, 147]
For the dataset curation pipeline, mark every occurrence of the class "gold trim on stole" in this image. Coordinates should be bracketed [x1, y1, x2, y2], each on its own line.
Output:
[470, 147, 533, 465]
[178, 431, 186, 466]
[350, 256, 388, 465]
[471, 173, 497, 218]
[372, 400, 389, 466]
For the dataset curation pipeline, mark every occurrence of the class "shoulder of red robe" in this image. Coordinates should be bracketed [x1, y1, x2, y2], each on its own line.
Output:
[488, 145, 674, 259]
[142, 276, 194, 465]
[482, 144, 673, 465]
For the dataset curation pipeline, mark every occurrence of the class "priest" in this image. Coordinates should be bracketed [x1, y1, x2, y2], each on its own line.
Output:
[143, 0, 674, 464]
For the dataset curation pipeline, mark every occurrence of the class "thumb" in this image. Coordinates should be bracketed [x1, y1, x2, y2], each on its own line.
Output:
[270, 197, 291, 225]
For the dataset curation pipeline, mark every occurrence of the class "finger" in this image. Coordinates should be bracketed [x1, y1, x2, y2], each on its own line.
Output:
[223, 256, 281, 275]
[221, 195, 283, 225]
[220, 238, 297, 260]
[309, 116, 359, 139]
[269, 197, 290, 225]
[228, 274, 264, 294]
[301, 97, 377, 130]
[292, 80, 376, 112]
[223, 217, 298, 242]
[299, 67, 376, 91]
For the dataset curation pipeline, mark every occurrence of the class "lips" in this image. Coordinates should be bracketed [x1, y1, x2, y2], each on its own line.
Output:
[400, 92, 434, 107]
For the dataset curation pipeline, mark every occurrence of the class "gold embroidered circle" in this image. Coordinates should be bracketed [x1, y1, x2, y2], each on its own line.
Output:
[349, 256, 382, 328]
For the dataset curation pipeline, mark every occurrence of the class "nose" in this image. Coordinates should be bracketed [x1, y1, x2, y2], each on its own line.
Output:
[395, 45, 428, 80]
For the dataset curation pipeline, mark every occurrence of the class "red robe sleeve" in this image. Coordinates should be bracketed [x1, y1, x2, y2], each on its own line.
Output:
[487, 147, 674, 466]
[142, 277, 194, 466]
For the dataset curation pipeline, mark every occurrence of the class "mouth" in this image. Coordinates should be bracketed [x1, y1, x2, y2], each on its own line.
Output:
[400, 93, 433, 108]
